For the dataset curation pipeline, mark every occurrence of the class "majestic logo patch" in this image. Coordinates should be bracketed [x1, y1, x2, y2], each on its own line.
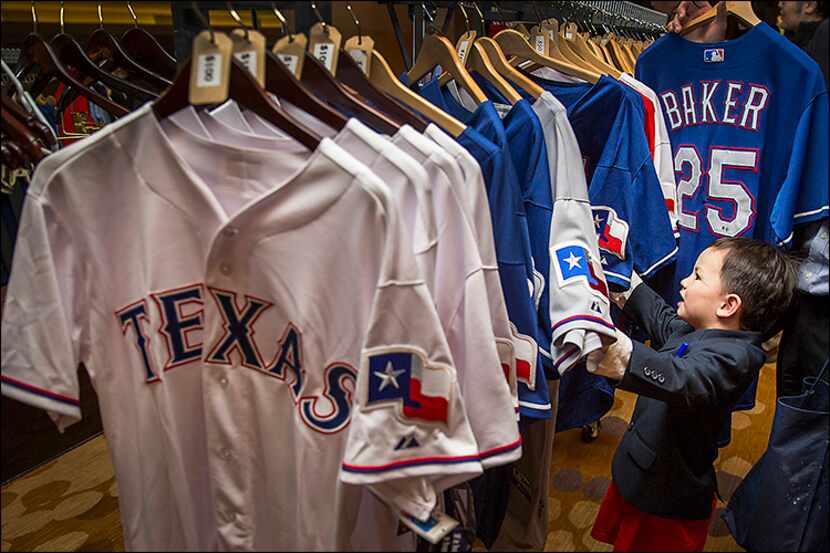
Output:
[704, 48, 724, 63]
[592, 207, 630, 260]
[394, 432, 421, 450]
[366, 349, 450, 424]
[553, 243, 609, 299]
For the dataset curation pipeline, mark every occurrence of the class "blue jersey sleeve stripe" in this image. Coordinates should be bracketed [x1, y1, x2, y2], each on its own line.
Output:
[518, 400, 553, 411]
[640, 245, 679, 278]
[793, 205, 829, 220]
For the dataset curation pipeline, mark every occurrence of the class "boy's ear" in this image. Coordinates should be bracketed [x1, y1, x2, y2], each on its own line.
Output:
[717, 293, 742, 320]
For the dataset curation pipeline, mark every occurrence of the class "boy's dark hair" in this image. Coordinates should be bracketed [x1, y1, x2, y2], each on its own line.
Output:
[709, 237, 799, 334]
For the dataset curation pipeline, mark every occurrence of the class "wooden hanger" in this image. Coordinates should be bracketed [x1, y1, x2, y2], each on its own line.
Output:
[86, 3, 171, 91]
[560, 24, 622, 78]
[1, 93, 56, 149]
[18, 34, 129, 118]
[405, 33, 487, 104]
[265, 50, 347, 131]
[51, 33, 159, 101]
[2, 106, 48, 163]
[336, 2, 427, 130]
[464, 42, 523, 104]
[336, 51, 428, 131]
[475, 37, 544, 99]
[153, 56, 321, 151]
[494, 29, 600, 83]
[367, 49, 465, 137]
[120, 1, 177, 80]
[681, 1, 760, 35]
[300, 51, 399, 135]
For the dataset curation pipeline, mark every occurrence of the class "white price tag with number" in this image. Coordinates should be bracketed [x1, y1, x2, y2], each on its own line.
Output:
[534, 35, 546, 54]
[277, 53, 299, 75]
[233, 50, 257, 75]
[313, 42, 336, 71]
[457, 40, 471, 63]
[348, 49, 369, 73]
[196, 53, 222, 87]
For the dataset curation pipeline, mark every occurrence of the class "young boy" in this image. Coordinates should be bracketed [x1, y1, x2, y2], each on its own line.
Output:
[587, 237, 798, 552]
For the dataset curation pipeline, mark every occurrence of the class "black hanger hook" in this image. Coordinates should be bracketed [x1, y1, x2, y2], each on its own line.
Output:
[227, 2, 250, 42]
[31, 1, 37, 34]
[191, 1, 216, 44]
[310, 2, 327, 35]
[345, 4, 362, 44]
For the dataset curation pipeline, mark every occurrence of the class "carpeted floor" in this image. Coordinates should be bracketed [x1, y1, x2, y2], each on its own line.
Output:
[1, 361, 778, 552]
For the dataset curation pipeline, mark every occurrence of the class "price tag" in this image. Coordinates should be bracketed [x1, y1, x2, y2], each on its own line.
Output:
[230, 29, 266, 87]
[533, 34, 547, 55]
[273, 33, 307, 79]
[455, 31, 476, 65]
[189, 31, 232, 105]
[398, 511, 459, 544]
[233, 50, 257, 74]
[277, 53, 299, 75]
[308, 23, 342, 75]
[344, 35, 374, 75]
[196, 53, 222, 87]
[349, 49, 368, 71]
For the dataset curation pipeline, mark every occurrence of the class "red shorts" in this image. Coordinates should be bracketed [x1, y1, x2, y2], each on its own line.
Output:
[591, 482, 714, 552]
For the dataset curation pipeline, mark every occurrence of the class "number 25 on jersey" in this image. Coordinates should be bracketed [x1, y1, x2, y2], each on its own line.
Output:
[674, 146, 758, 237]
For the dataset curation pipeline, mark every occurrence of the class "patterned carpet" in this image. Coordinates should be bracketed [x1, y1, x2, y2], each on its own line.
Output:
[1, 361, 777, 552]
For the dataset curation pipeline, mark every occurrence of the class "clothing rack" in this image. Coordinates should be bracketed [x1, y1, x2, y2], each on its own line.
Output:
[168, 2, 667, 70]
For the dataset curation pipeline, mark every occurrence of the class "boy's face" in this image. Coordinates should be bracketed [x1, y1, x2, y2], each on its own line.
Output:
[677, 247, 731, 328]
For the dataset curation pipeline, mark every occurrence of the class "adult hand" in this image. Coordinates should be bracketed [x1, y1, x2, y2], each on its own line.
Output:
[664, 1, 728, 42]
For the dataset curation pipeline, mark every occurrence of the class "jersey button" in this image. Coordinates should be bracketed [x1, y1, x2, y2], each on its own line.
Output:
[223, 227, 239, 238]
[219, 263, 232, 276]
[221, 448, 232, 460]
[220, 377, 229, 387]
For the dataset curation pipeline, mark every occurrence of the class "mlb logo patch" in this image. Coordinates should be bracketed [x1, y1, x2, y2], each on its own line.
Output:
[365, 349, 450, 424]
[704, 48, 724, 63]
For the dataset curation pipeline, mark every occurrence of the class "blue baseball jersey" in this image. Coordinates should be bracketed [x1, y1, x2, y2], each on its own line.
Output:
[526, 74, 678, 291]
[637, 24, 829, 418]
[519, 74, 676, 431]
[636, 23, 829, 301]
[413, 77, 552, 419]
[457, 76, 621, 432]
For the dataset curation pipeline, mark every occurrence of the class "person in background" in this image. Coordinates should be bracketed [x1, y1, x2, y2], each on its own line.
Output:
[779, 1, 828, 84]
[776, 0, 829, 397]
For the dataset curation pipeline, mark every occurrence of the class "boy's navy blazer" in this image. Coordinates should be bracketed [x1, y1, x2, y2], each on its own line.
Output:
[612, 284, 766, 519]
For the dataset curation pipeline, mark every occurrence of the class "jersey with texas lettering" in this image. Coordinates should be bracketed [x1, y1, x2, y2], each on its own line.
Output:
[637, 23, 829, 301]
[0, 106, 482, 551]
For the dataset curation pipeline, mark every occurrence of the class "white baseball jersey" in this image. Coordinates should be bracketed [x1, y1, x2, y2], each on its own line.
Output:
[620, 73, 680, 236]
[0, 106, 482, 551]
[392, 125, 521, 467]
[531, 92, 617, 374]
[205, 107, 519, 468]
[210, 99, 256, 133]
[422, 123, 520, 413]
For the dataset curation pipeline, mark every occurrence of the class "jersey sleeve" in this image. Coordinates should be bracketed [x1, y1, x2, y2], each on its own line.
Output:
[772, 90, 830, 245]
[548, 112, 618, 373]
[339, 184, 482, 522]
[590, 159, 678, 289]
[1, 188, 88, 431]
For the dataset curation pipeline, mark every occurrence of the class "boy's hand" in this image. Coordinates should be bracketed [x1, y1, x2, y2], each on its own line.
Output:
[586, 329, 633, 380]
[609, 272, 644, 309]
